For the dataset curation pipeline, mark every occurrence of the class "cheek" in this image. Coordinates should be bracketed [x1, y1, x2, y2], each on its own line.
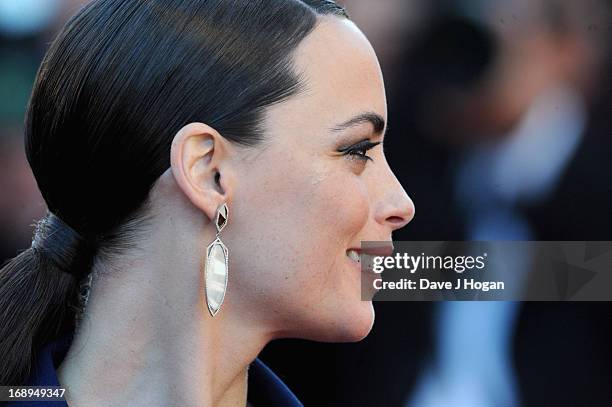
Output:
[287, 170, 370, 295]
[308, 173, 369, 245]
[227, 156, 370, 317]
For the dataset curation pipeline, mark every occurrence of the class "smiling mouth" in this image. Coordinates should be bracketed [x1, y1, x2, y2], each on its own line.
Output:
[346, 249, 361, 263]
[346, 249, 376, 274]
[346, 242, 394, 274]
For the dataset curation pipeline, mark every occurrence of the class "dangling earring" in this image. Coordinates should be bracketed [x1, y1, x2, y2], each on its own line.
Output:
[204, 202, 229, 317]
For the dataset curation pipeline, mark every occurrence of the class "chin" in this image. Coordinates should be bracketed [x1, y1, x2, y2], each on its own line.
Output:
[286, 297, 376, 343]
[319, 300, 376, 343]
[346, 300, 376, 341]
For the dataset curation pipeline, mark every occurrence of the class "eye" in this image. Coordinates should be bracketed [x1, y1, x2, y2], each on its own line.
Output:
[339, 140, 382, 163]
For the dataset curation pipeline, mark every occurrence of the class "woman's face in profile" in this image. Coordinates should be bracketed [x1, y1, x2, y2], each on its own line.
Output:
[227, 17, 414, 342]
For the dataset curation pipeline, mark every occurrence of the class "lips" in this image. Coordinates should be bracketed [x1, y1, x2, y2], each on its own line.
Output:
[346, 241, 394, 256]
[346, 241, 394, 273]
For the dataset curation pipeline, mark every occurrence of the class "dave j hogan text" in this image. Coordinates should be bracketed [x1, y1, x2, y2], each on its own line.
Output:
[373, 278, 505, 292]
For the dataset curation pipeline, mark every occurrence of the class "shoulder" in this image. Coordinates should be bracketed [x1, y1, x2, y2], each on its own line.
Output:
[3, 334, 72, 406]
[248, 358, 303, 407]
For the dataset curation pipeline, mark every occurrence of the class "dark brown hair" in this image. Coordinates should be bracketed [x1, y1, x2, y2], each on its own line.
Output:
[0, 0, 348, 386]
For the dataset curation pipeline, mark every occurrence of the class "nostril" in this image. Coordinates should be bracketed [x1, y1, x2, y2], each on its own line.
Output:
[379, 195, 415, 229]
[386, 204, 415, 228]
[387, 216, 407, 225]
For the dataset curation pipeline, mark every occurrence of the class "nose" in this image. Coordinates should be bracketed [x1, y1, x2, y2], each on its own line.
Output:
[385, 193, 415, 232]
[374, 170, 415, 233]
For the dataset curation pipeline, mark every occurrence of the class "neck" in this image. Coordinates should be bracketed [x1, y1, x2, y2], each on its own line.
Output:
[57, 231, 271, 407]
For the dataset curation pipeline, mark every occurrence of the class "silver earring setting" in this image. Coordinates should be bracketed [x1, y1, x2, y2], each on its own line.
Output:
[204, 203, 229, 317]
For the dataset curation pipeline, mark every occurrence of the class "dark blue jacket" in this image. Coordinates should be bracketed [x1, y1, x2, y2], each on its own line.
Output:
[4, 333, 303, 407]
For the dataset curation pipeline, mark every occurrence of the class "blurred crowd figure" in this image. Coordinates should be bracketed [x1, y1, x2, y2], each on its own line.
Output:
[402, 1, 611, 406]
[2, 0, 612, 406]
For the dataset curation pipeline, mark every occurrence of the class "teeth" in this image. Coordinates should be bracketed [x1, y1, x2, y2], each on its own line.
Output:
[346, 249, 360, 263]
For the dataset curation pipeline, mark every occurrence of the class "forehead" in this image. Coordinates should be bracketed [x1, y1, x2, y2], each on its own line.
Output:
[264, 17, 387, 141]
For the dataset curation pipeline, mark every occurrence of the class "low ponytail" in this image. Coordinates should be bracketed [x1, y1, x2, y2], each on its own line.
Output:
[0, 213, 93, 385]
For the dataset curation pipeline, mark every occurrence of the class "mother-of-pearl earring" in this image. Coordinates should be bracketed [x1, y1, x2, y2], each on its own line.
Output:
[204, 202, 229, 317]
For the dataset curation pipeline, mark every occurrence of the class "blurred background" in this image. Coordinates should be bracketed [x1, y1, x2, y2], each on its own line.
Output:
[1, 0, 611, 405]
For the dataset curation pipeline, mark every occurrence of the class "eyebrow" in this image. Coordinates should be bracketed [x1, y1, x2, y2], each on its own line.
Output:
[330, 111, 387, 136]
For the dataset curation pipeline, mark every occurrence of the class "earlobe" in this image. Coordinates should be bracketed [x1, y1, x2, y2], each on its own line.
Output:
[170, 122, 228, 222]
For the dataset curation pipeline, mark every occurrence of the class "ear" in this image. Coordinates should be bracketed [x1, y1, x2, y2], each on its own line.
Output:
[170, 122, 233, 224]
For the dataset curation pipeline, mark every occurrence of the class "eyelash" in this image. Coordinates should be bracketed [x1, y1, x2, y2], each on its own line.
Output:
[339, 140, 382, 162]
